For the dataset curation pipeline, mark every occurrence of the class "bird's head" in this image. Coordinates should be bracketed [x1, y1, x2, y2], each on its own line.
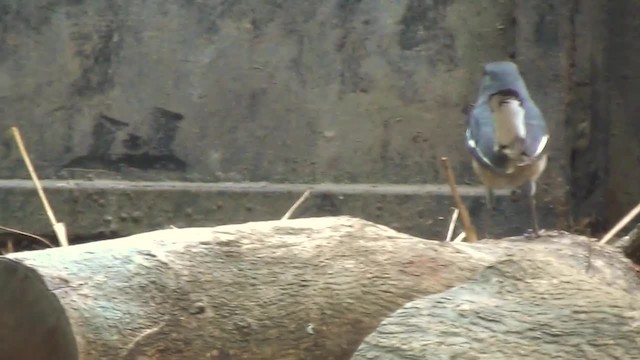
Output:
[477, 61, 530, 102]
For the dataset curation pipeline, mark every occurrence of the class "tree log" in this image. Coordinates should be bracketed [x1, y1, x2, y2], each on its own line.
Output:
[2, 216, 490, 360]
[352, 237, 640, 360]
[3, 217, 639, 360]
[616, 223, 640, 265]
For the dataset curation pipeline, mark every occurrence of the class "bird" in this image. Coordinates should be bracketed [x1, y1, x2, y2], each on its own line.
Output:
[464, 61, 550, 236]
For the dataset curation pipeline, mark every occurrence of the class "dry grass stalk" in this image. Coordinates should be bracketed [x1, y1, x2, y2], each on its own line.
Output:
[10, 126, 69, 247]
[439, 157, 478, 242]
[0, 225, 55, 248]
[452, 231, 466, 243]
[599, 201, 640, 245]
[281, 190, 312, 220]
[445, 208, 459, 242]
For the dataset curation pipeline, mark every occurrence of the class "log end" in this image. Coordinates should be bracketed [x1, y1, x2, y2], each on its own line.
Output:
[0, 258, 78, 360]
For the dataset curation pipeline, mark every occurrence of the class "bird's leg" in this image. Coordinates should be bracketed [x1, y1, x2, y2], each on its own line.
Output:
[483, 188, 495, 238]
[486, 188, 495, 210]
[526, 180, 541, 237]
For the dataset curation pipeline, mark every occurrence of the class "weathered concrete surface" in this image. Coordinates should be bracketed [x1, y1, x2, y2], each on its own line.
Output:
[0, 0, 514, 183]
[564, 0, 640, 234]
[603, 0, 640, 227]
[566, 0, 610, 234]
[0, 0, 580, 241]
[0, 180, 559, 244]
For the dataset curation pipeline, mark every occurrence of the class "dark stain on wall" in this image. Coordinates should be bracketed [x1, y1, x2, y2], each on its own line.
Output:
[88, 114, 129, 158]
[336, 0, 363, 24]
[334, 0, 369, 96]
[290, 33, 307, 87]
[65, 107, 186, 171]
[533, 3, 559, 49]
[398, 0, 458, 69]
[69, 3, 122, 98]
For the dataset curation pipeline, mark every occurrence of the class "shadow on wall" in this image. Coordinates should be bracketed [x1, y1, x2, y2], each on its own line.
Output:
[64, 107, 187, 172]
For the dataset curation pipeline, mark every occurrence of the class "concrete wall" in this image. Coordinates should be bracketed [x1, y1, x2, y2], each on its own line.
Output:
[602, 0, 640, 227]
[565, 0, 640, 234]
[0, 0, 516, 183]
[0, 0, 593, 242]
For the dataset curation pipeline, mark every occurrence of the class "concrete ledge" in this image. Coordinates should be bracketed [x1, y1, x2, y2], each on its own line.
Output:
[0, 179, 498, 195]
[0, 180, 557, 243]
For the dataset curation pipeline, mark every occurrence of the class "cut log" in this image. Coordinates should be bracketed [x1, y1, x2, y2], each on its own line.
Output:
[2, 217, 638, 360]
[617, 223, 640, 265]
[1, 216, 490, 360]
[352, 242, 640, 360]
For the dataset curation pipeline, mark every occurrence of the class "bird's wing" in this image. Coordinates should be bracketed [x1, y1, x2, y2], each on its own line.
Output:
[522, 101, 550, 159]
[465, 102, 503, 169]
[466, 99, 549, 171]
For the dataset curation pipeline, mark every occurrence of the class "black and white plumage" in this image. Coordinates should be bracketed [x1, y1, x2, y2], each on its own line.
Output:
[465, 61, 550, 236]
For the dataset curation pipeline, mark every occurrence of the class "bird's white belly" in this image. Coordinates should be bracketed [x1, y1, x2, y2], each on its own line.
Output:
[494, 100, 526, 147]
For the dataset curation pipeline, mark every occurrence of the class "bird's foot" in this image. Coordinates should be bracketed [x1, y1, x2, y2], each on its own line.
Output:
[523, 228, 546, 239]
[538, 229, 569, 238]
[509, 189, 521, 202]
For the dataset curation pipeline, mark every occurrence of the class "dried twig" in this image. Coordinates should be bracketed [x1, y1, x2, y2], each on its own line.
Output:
[599, 201, 640, 245]
[445, 208, 459, 242]
[6, 239, 14, 254]
[0, 225, 55, 248]
[11, 126, 69, 247]
[281, 190, 312, 220]
[452, 231, 466, 243]
[585, 239, 593, 274]
[440, 157, 478, 242]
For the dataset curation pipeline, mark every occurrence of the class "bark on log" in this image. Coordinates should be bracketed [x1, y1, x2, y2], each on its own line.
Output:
[352, 237, 640, 360]
[616, 223, 640, 265]
[1, 216, 490, 360]
[2, 217, 639, 360]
